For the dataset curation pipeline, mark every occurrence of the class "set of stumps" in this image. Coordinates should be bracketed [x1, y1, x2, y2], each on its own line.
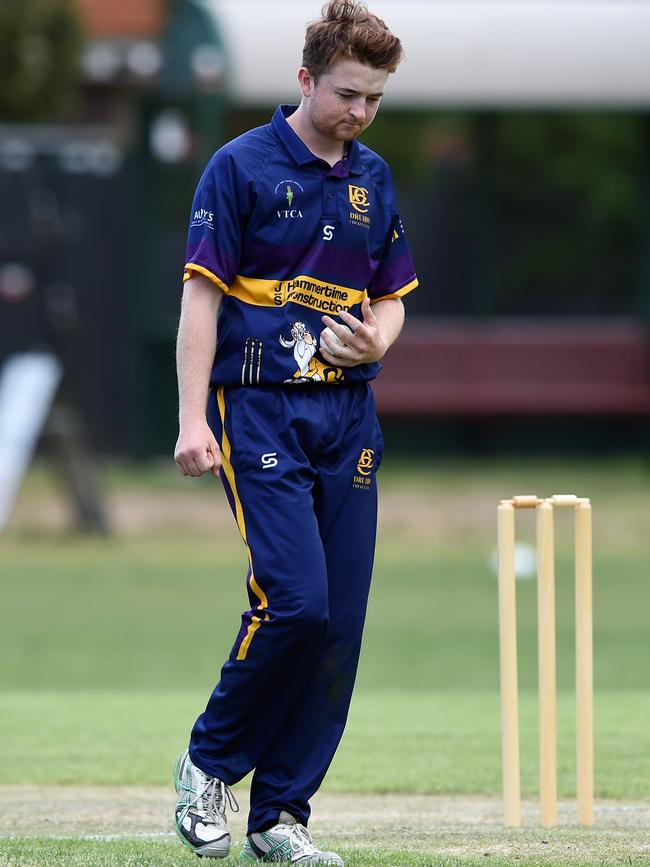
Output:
[497, 494, 593, 828]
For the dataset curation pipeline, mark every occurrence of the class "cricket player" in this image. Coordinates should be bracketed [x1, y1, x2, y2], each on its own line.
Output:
[173, 1, 417, 862]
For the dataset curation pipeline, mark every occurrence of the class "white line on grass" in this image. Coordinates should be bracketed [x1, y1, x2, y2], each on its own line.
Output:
[0, 832, 178, 842]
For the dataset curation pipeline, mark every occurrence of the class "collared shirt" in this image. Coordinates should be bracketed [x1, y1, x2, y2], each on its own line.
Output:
[184, 105, 418, 387]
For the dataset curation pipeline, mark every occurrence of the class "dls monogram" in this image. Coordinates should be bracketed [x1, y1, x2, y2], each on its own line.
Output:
[348, 185, 370, 214]
[353, 446, 375, 491]
[356, 448, 375, 475]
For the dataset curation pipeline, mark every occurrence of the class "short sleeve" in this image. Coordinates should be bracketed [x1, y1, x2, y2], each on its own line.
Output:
[183, 149, 245, 291]
[366, 166, 418, 302]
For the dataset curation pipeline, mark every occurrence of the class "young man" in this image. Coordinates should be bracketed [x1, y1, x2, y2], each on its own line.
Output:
[173, 1, 417, 862]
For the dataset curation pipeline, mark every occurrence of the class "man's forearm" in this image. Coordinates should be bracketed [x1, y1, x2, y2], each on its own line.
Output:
[372, 297, 405, 350]
[176, 275, 224, 425]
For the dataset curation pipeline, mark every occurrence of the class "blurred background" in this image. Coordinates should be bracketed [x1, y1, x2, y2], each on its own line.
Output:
[3, 0, 650, 464]
[1, 1, 650, 849]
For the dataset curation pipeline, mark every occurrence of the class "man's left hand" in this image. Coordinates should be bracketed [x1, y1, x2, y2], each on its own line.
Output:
[320, 297, 388, 367]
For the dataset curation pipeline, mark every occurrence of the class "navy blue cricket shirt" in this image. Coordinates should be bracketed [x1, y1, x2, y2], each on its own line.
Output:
[184, 105, 418, 386]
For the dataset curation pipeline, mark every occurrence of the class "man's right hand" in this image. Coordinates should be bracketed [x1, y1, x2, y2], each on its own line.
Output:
[174, 422, 222, 478]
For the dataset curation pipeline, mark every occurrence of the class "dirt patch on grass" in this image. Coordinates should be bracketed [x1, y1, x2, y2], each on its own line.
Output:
[1, 787, 649, 863]
[3, 482, 549, 546]
[11, 472, 649, 555]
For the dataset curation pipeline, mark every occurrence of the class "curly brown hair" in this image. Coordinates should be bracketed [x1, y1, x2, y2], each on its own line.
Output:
[302, 0, 403, 79]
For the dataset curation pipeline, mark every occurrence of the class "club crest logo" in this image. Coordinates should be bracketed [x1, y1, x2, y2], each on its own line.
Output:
[356, 448, 375, 476]
[275, 179, 305, 219]
[353, 447, 375, 490]
[348, 185, 370, 214]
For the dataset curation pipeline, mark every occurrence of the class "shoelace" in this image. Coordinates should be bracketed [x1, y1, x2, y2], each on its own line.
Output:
[180, 771, 239, 820]
[201, 777, 240, 819]
[286, 823, 316, 855]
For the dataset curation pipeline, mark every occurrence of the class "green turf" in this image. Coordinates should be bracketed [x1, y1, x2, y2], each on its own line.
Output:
[0, 838, 641, 867]
[2, 531, 649, 695]
[0, 688, 649, 799]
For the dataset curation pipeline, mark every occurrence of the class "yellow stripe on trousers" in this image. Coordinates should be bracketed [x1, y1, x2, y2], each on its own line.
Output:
[216, 386, 269, 660]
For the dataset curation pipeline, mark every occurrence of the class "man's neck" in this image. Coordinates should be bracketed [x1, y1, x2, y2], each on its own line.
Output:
[286, 106, 345, 167]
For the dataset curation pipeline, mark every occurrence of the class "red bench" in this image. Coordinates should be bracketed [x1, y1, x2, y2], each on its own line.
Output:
[373, 319, 650, 416]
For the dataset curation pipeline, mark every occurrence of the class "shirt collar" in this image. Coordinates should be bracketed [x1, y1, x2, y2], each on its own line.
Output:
[272, 105, 364, 176]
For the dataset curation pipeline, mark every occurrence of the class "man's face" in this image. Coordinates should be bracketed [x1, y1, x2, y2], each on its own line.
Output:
[303, 58, 389, 142]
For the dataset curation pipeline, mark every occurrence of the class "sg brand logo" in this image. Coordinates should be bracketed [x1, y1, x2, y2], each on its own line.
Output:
[322, 224, 336, 241]
[261, 452, 278, 469]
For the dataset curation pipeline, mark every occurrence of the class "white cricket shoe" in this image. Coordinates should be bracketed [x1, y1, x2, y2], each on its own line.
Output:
[241, 811, 344, 864]
[174, 748, 238, 858]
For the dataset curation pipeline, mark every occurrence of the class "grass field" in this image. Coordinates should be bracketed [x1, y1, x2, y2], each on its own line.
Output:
[2, 456, 650, 865]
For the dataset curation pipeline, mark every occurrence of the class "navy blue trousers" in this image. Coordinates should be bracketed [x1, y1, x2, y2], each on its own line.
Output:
[189, 383, 382, 835]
